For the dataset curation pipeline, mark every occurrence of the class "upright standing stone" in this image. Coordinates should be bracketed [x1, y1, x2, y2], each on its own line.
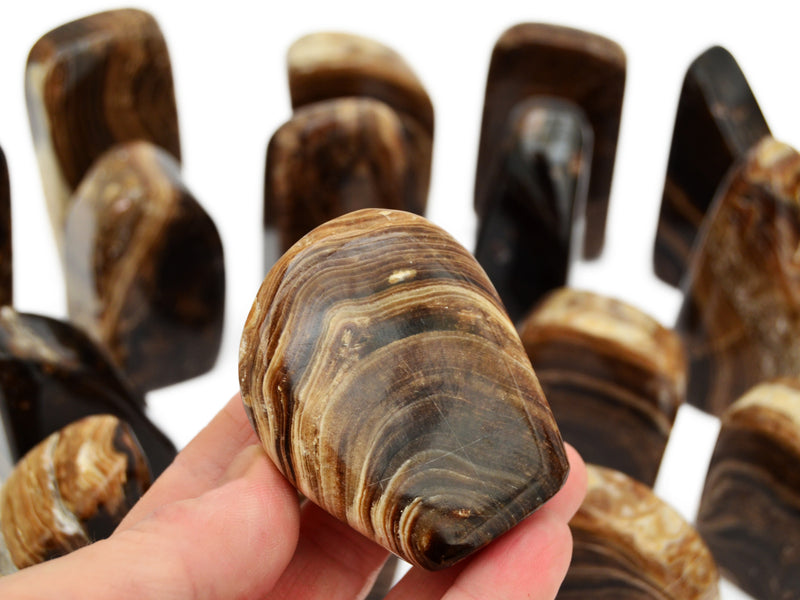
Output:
[653, 46, 770, 287]
[519, 288, 686, 486]
[474, 98, 592, 323]
[696, 380, 800, 600]
[26, 9, 180, 248]
[676, 137, 800, 416]
[64, 142, 224, 393]
[475, 23, 625, 258]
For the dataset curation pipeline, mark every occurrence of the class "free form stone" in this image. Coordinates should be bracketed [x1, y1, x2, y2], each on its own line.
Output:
[559, 464, 720, 599]
[240, 208, 568, 570]
[25, 8, 180, 249]
[653, 46, 770, 287]
[474, 98, 592, 323]
[64, 141, 225, 393]
[676, 137, 800, 416]
[0, 415, 150, 574]
[475, 23, 625, 258]
[696, 380, 800, 600]
[519, 288, 686, 486]
[0, 306, 176, 477]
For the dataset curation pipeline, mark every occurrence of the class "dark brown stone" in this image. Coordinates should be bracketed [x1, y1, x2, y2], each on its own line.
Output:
[474, 98, 592, 323]
[559, 464, 720, 599]
[519, 288, 686, 486]
[64, 141, 224, 393]
[0, 415, 150, 573]
[653, 46, 770, 287]
[287, 31, 434, 137]
[696, 380, 800, 600]
[0, 306, 175, 477]
[25, 8, 180, 248]
[475, 23, 625, 258]
[0, 148, 10, 308]
[241, 208, 569, 570]
[676, 137, 800, 416]
[264, 98, 429, 266]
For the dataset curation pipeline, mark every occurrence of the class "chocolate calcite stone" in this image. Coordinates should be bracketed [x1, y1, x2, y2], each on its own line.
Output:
[0, 415, 150, 574]
[559, 465, 720, 599]
[654, 46, 770, 287]
[25, 8, 180, 247]
[519, 288, 686, 486]
[0, 148, 10, 307]
[64, 141, 224, 393]
[475, 23, 625, 258]
[288, 31, 434, 137]
[474, 98, 592, 323]
[697, 380, 800, 600]
[240, 209, 569, 570]
[676, 137, 800, 416]
[264, 98, 429, 265]
[0, 306, 176, 476]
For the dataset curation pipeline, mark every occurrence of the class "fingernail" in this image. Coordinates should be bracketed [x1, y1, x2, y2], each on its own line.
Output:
[221, 445, 265, 484]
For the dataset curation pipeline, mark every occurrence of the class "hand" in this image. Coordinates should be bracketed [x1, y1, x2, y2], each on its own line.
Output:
[0, 393, 587, 600]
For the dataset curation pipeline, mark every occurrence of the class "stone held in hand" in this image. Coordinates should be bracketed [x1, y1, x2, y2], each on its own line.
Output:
[239, 208, 569, 570]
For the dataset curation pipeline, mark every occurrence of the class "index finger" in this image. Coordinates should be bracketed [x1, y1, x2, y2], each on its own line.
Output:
[118, 392, 260, 530]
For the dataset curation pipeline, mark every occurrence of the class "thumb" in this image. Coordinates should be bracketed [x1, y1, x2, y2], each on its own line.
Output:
[0, 445, 300, 600]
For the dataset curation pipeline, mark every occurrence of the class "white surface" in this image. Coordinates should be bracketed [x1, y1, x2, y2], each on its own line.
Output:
[4, 2, 799, 597]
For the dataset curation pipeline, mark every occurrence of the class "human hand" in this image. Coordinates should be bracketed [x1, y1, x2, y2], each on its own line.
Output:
[0, 392, 586, 600]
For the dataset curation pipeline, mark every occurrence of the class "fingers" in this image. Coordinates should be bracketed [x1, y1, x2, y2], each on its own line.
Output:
[387, 444, 587, 600]
[264, 501, 390, 600]
[0, 445, 301, 600]
[119, 392, 260, 530]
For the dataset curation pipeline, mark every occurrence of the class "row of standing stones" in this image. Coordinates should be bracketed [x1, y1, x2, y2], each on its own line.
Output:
[0, 8, 797, 600]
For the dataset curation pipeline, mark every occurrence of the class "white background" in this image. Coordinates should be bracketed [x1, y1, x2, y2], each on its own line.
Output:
[4, 2, 800, 597]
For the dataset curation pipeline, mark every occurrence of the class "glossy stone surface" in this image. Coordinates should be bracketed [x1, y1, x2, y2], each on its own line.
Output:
[475, 23, 625, 258]
[0, 306, 176, 476]
[696, 380, 800, 600]
[519, 288, 686, 486]
[288, 31, 434, 137]
[474, 98, 592, 323]
[240, 208, 569, 570]
[559, 465, 719, 599]
[264, 98, 429, 265]
[0, 148, 10, 307]
[654, 46, 770, 287]
[676, 137, 800, 416]
[26, 8, 180, 247]
[0, 415, 150, 574]
[64, 141, 224, 393]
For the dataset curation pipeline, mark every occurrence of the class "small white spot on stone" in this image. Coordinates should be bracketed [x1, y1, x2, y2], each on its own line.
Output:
[388, 268, 417, 285]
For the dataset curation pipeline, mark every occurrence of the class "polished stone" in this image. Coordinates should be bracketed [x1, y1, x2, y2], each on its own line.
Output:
[240, 208, 569, 570]
[559, 465, 720, 599]
[696, 380, 800, 600]
[26, 8, 180, 248]
[64, 141, 224, 393]
[676, 137, 800, 416]
[0, 306, 176, 476]
[475, 23, 625, 258]
[654, 46, 770, 287]
[264, 98, 429, 265]
[519, 288, 686, 486]
[474, 98, 591, 323]
[0, 415, 150, 573]
[288, 31, 433, 137]
[0, 148, 10, 308]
